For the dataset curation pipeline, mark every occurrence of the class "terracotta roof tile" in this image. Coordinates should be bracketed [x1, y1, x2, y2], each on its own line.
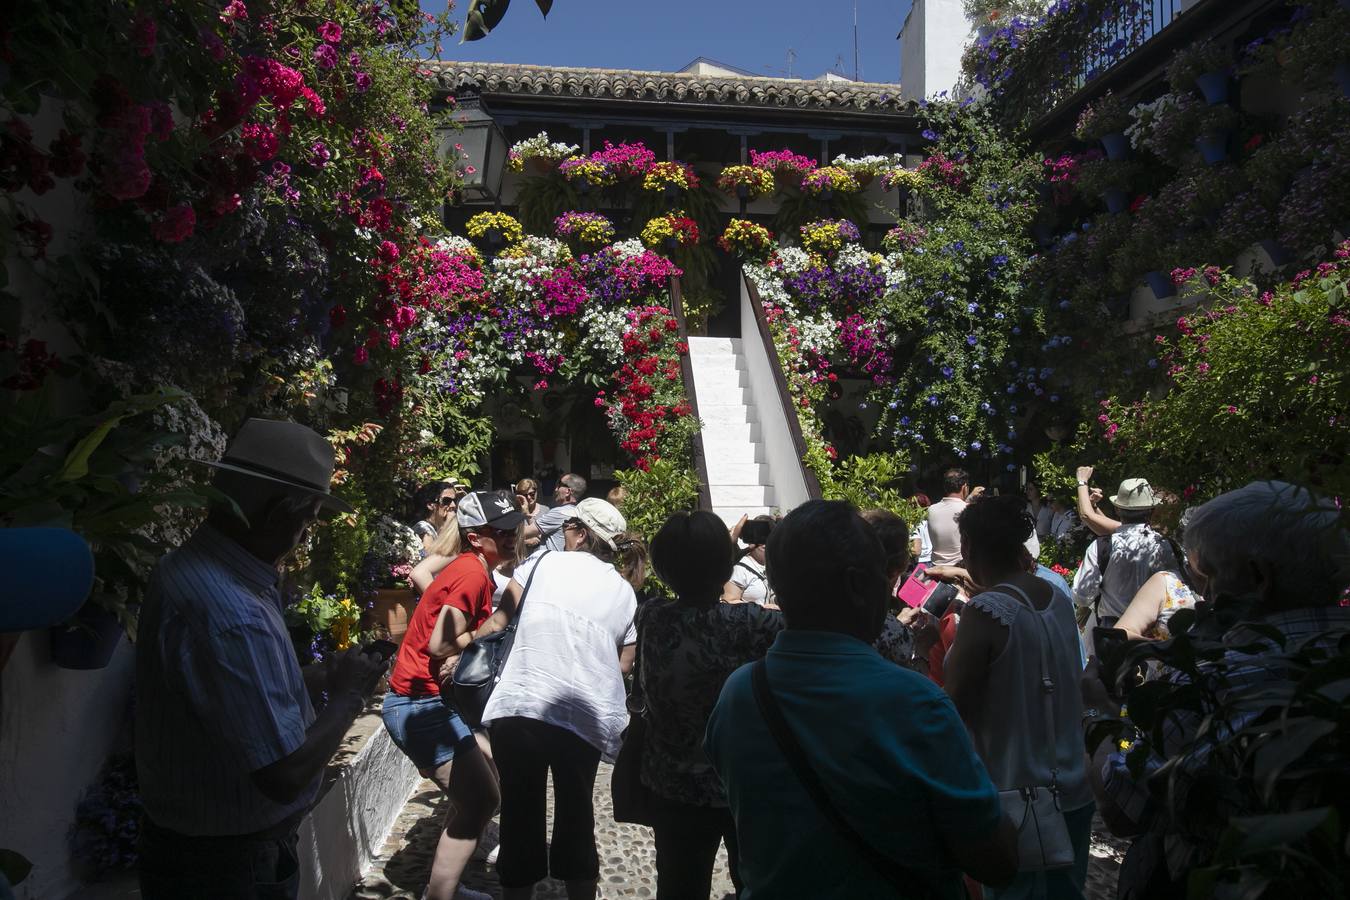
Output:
[427, 61, 913, 113]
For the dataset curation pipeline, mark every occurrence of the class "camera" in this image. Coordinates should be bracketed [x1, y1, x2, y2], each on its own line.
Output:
[740, 519, 774, 546]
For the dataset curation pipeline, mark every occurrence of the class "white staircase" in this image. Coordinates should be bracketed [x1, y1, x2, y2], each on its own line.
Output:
[687, 337, 774, 526]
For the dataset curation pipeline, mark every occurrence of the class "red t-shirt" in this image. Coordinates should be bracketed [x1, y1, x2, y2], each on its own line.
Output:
[388, 553, 494, 697]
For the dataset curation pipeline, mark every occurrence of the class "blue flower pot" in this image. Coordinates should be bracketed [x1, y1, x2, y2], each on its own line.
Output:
[1194, 72, 1230, 105]
[1258, 239, 1291, 266]
[1196, 132, 1230, 166]
[1100, 132, 1130, 161]
[1103, 188, 1128, 214]
[1334, 61, 1350, 99]
[1145, 270, 1176, 298]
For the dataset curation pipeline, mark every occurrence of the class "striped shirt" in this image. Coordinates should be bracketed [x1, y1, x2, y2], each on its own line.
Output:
[135, 525, 317, 836]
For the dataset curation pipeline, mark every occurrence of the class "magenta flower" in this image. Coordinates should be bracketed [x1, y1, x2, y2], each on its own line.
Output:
[317, 21, 343, 43]
[354, 71, 372, 93]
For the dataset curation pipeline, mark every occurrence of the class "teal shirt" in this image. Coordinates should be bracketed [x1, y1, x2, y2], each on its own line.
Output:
[704, 629, 1002, 899]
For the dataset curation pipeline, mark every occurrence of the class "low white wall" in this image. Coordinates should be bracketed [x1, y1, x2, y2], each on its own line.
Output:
[739, 275, 813, 515]
[298, 710, 422, 900]
[0, 633, 135, 900]
[901, 0, 970, 102]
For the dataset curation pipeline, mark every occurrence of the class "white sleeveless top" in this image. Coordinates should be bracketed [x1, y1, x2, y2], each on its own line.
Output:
[964, 582, 1093, 811]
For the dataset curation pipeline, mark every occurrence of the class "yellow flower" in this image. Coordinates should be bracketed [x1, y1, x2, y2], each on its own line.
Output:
[466, 212, 524, 244]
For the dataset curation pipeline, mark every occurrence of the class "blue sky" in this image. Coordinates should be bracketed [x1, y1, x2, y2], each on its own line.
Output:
[437, 0, 915, 84]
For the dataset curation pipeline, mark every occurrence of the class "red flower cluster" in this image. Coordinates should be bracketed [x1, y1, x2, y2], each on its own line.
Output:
[603, 306, 692, 470]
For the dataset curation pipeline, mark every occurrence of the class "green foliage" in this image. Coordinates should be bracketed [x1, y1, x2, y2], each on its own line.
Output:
[1090, 606, 1350, 898]
[1100, 260, 1349, 502]
[818, 452, 924, 527]
[285, 584, 366, 653]
[614, 460, 700, 541]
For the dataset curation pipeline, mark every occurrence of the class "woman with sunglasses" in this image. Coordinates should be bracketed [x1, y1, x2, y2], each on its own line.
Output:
[412, 480, 459, 557]
[475, 498, 644, 900]
[513, 477, 548, 523]
[383, 492, 525, 900]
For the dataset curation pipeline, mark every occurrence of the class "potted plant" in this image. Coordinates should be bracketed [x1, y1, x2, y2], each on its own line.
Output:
[716, 164, 776, 202]
[800, 165, 860, 201]
[361, 515, 422, 642]
[553, 210, 616, 250]
[1074, 158, 1141, 213]
[1073, 92, 1131, 158]
[640, 212, 700, 254]
[465, 211, 524, 254]
[641, 161, 700, 201]
[506, 131, 580, 176]
[1166, 38, 1233, 104]
[1194, 105, 1239, 166]
[717, 218, 776, 262]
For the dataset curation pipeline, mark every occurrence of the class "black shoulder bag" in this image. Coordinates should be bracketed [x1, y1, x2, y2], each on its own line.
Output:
[449, 550, 550, 726]
[611, 605, 658, 825]
[750, 659, 941, 898]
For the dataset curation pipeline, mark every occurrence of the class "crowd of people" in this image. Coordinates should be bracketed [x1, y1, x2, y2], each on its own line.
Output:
[132, 417, 1349, 900]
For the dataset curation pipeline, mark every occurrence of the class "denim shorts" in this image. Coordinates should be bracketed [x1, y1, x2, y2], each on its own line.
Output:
[381, 691, 475, 772]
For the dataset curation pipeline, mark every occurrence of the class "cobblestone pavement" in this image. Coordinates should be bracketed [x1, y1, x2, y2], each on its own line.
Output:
[350, 764, 1126, 900]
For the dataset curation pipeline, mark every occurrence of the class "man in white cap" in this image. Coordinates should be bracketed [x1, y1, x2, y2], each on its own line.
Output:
[1071, 477, 1183, 628]
[135, 419, 387, 900]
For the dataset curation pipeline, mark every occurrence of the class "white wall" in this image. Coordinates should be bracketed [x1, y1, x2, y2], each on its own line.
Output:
[900, 0, 971, 102]
[738, 275, 813, 514]
[0, 634, 135, 900]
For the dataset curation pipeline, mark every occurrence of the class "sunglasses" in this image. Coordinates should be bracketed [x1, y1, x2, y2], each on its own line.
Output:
[518, 490, 537, 498]
[436, 497, 457, 507]
[562, 517, 586, 532]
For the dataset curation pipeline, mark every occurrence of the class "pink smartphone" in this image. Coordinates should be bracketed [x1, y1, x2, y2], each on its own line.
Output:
[896, 564, 938, 609]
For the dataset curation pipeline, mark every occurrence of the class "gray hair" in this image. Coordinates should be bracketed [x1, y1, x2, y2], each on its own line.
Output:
[560, 472, 587, 496]
[1185, 481, 1349, 608]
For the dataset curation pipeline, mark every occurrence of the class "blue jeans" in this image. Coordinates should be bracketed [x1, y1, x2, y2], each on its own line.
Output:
[985, 802, 1095, 900]
[381, 690, 475, 773]
[139, 816, 301, 900]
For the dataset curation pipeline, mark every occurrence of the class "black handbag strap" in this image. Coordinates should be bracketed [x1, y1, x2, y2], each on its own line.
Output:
[750, 659, 923, 891]
[992, 581, 1062, 802]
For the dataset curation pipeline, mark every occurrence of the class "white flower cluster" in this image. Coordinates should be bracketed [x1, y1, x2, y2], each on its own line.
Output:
[435, 235, 479, 259]
[151, 392, 228, 470]
[795, 313, 843, 360]
[609, 238, 648, 260]
[1126, 93, 1185, 151]
[575, 304, 629, 371]
[368, 515, 422, 566]
[832, 152, 906, 177]
[509, 131, 580, 162]
[488, 251, 553, 302]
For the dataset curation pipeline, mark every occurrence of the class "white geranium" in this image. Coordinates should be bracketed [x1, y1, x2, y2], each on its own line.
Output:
[576, 304, 629, 371]
[610, 238, 648, 260]
[508, 131, 580, 165]
[832, 152, 905, 177]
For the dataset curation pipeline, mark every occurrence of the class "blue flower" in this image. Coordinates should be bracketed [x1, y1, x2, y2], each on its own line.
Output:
[1147, 358, 1158, 368]
[941, 366, 954, 378]
[994, 312, 1005, 320]
[1050, 394, 1060, 402]
[1012, 326, 1021, 335]
[899, 416, 911, 425]
[966, 335, 978, 346]
[948, 414, 960, 423]
[922, 129, 940, 141]
[971, 440, 982, 450]
[967, 302, 979, 313]
[928, 394, 940, 406]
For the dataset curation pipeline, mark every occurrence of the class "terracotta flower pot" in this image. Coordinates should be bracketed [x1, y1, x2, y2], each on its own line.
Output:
[369, 588, 418, 643]
[526, 157, 552, 176]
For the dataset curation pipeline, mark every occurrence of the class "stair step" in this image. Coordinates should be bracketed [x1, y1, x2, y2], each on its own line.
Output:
[712, 506, 774, 527]
[710, 484, 774, 507]
[699, 421, 761, 444]
[705, 461, 770, 484]
[699, 404, 757, 427]
[700, 438, 763, 464]
[691, 372, 749, 394]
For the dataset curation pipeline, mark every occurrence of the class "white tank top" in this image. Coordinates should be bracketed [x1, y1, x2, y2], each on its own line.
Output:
[963, 581, 1093, 811]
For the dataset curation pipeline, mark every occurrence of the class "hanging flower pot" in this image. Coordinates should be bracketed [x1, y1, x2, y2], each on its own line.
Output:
[577, 179, 592, 196]
[1103, 188, 1129, 214]
[526, 157, 552, 176]
[818, 187, 835, 203]
[1099, 132, 1130, 161]
[1334, 61, 1350, 98]
[662, 183, 682, 202]
[50, 605, 124, 670]
[1194, 72, 1230, 105]
[662, 235, 680, 253]
[1145, 270, 1177, 298]
[1195, 132, 1230, 166]
[483, 227, 505, 253]
[735, 183, 750, 201]
[1258, 239, 1292, 266]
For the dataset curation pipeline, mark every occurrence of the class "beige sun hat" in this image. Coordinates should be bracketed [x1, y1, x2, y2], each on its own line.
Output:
[1110, 477, 1159, 510]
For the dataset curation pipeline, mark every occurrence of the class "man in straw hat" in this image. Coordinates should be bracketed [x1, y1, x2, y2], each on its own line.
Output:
[135, 419, 387, 900]
[1071, 477, 1184, 628]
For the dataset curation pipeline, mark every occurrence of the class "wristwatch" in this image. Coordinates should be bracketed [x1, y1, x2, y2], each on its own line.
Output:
[1077, 481, 1089, 487]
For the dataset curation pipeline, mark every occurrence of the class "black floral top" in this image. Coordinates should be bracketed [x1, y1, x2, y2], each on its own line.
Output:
[635, 599, 916, 807]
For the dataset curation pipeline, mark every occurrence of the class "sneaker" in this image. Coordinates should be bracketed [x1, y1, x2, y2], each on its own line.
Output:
[455, 888, 493, 900]
[485, 843, 499, 866]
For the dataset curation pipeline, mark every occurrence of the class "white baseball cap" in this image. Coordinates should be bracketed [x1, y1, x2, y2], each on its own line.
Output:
[575, 497, 626, 550]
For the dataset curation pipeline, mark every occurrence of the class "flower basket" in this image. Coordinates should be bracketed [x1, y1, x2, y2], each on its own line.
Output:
[1100, 132, 1130, 161]
[527, 157, 553, 176]
[1145, 270, 1177, 298]
[1103, 188, 1129, 214]
[662, 235, 679, 253]
[368, 587, 418, 642]
[1195, 72, 1230, 105]
[1196, 132, 1231, 166]
[50, 605, 124, 670]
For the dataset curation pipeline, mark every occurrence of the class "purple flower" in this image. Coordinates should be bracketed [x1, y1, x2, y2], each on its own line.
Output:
[354, 71, 372, 92]
[309, 140, 331, 168]
[966, 335, 978, 346]
[313, 43, 338, 70]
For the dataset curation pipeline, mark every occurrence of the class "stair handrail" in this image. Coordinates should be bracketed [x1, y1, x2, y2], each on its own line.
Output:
[741, 272, 824, 502]
[669, 276, 715, 511]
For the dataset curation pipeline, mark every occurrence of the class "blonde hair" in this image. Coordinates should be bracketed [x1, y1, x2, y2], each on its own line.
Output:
[425, 518, 462, 558]
[606, 484, 628, 508]
[514, 477, 539, 496]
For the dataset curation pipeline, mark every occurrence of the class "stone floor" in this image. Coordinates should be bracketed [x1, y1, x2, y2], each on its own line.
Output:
[350, 764, 1127, 899]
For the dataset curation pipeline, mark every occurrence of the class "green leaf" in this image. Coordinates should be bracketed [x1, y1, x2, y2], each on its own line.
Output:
[1231, 808, 1333, 855]
[0, 848, 32, 885]
[57, 418, 119, 482]
[461, 0, 510, 42]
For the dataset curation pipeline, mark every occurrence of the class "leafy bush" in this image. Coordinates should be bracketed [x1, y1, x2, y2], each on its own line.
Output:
[614, 460, 701, 541]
